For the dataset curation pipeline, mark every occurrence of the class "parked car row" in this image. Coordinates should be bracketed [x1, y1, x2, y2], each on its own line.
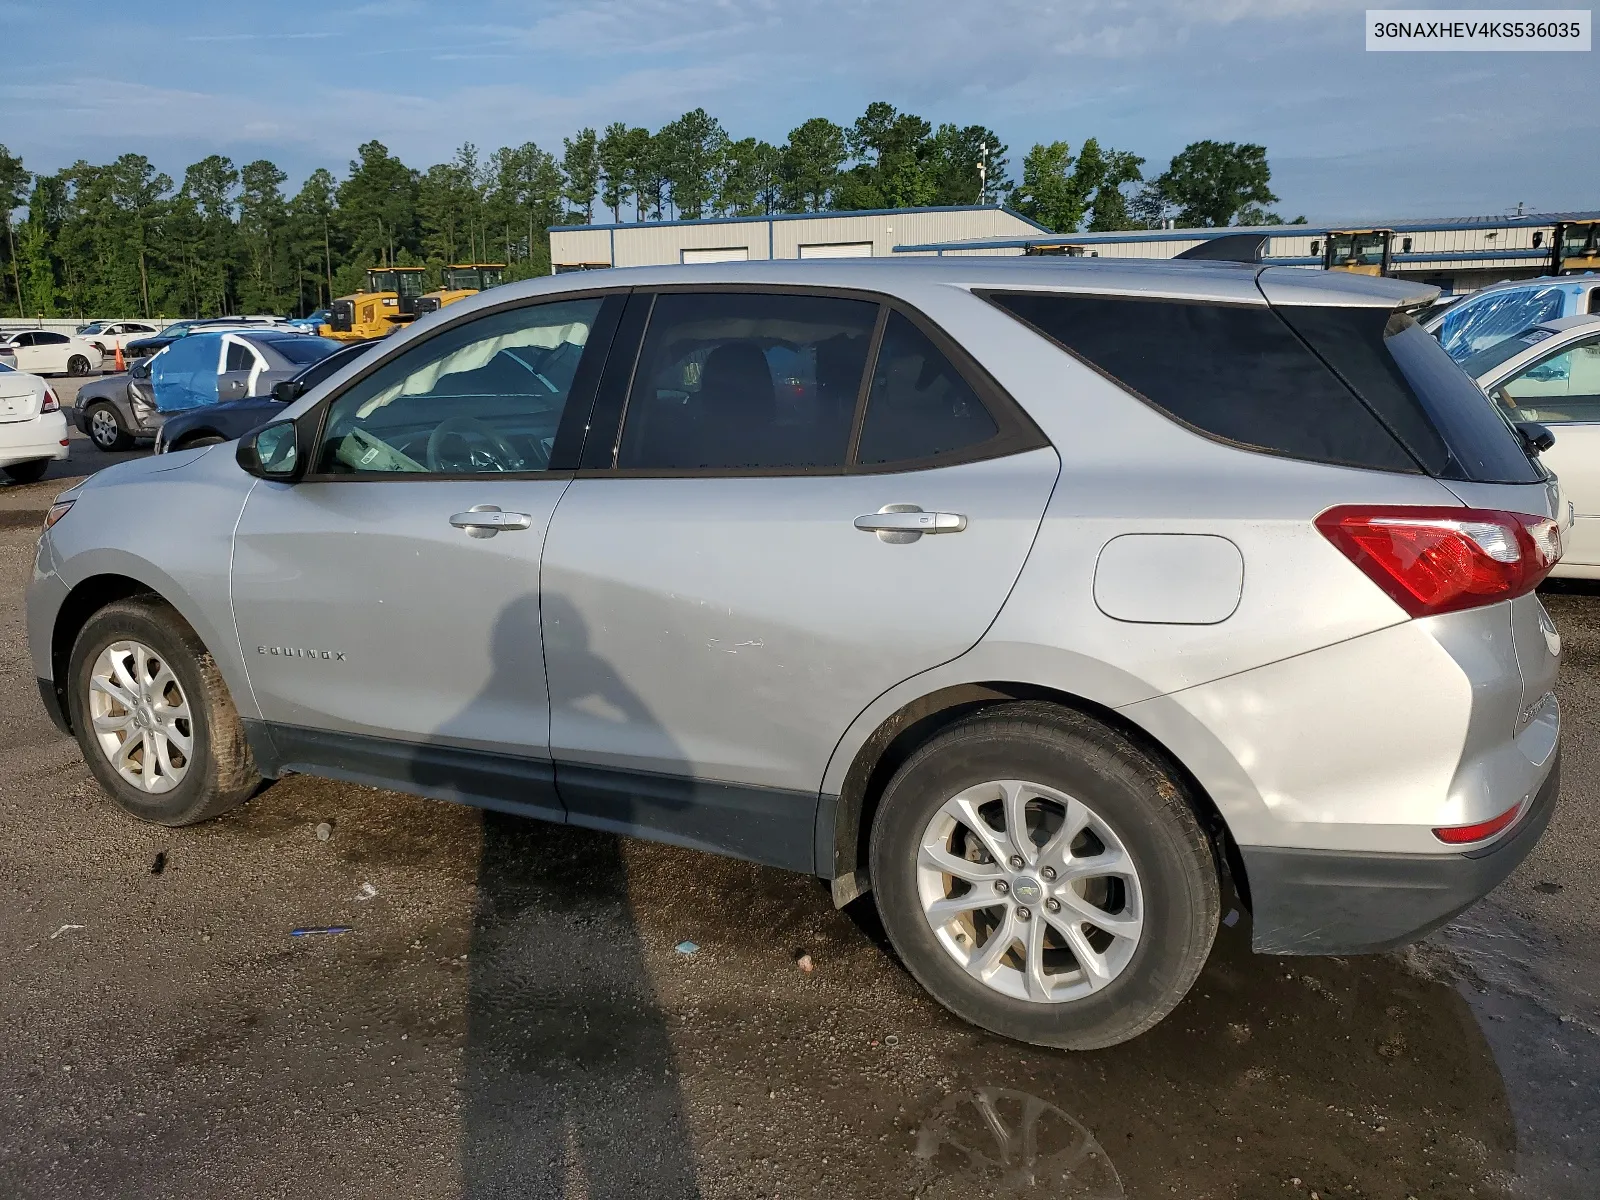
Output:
[73, 328, 348, 450]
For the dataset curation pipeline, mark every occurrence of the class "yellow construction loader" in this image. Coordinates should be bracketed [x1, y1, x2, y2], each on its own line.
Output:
[414, 264, 507, 317]
[1554, 220, 1600, 274]
[1322, 229, 1393, 276]
[319, 267, 428, 342]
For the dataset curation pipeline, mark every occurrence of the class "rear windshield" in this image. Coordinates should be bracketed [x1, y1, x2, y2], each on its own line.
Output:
[987, 291, 1540, 485]
[1280, 306, 1542, 484]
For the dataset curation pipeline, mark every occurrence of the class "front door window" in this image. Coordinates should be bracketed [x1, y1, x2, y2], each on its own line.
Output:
[1497, 335, 1600, 424]
[316, 297, 603, 475]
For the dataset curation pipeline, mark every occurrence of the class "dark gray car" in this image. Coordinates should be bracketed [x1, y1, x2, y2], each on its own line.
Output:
[74, 329, 342, 450]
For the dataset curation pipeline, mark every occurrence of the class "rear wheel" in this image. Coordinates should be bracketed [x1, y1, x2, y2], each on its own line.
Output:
[67, 597, 261, 826]
[67, 354, 91, 376]
[869, 702, 1220, 1050]
[86, 402, 132, 451]
[2, 459, 50, 484]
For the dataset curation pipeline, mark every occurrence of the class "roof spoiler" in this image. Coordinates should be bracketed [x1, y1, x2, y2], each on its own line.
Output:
[1173, 233, 1269, 264]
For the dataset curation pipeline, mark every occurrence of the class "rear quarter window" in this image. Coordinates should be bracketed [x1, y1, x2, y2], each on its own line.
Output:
[985, 291, 1419, 473]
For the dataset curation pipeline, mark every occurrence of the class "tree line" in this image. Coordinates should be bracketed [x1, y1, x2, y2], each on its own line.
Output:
[0, 101, 1298, 321]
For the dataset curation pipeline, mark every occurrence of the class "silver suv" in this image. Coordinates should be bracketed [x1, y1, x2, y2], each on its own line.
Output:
[27, 259, 1563, 1049]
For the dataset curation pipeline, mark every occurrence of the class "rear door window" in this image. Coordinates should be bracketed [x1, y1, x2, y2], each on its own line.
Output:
[855, 312, 999, 464]
[617, 291, 876, 471]
[986, 291, 1418, 473]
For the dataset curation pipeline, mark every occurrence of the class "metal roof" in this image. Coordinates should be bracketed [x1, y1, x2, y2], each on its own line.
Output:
[551, 203, 1051, 234]
[894, 209, 1600, 254]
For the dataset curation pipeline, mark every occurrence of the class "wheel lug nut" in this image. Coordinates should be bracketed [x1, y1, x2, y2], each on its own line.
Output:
[1008, 855, 1025, 869]
[994, 880, 1009, 894]
[1041, 866, 1056, 882]
[1016, 907, 1031, 921]
[1045, 897, 1061, 913]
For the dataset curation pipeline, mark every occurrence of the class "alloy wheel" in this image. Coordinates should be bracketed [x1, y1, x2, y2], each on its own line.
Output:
[916, 779, 1144, 1004]
[86, 640, 193, 794]
[90, 408, 120, 448]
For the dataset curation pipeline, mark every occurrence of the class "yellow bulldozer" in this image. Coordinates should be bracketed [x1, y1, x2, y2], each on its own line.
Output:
[319, 267, 428, 342]
[1554, 220, 1600, 274]
[414, 264, 507, 318]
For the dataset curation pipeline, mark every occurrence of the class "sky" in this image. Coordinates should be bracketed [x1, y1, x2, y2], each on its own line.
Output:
[1, 0, 1595, 224]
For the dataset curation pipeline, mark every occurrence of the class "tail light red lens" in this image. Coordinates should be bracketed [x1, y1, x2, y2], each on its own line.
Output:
[1316, 505, 1561, 617]
[41, 388, 59, 413]
[1434, 800, 1523, 845]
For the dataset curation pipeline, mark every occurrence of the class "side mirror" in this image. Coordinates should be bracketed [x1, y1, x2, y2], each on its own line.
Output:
[236, 420, 305, 480]
[129, 360, 150, 380]
[1515, 420, 1556, 455]
[272, 378, 306, 404]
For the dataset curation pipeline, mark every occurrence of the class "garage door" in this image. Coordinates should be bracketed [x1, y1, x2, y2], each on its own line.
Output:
[798, 242, 874, 259]
[681, 247, 750, 264]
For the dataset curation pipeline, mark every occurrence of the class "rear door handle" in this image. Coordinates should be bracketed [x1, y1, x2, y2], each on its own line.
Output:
[854, 504, 967, 543]
[450, 504, 533, 538]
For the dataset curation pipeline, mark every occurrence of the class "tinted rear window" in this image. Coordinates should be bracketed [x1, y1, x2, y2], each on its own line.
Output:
[266, 335, 343, 365]
[1280, 305, 1542, 485]
[987, 292, 1417, 473]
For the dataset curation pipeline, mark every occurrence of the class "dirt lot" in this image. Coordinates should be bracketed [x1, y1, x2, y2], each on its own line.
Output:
[2, 439, 1597, 1199]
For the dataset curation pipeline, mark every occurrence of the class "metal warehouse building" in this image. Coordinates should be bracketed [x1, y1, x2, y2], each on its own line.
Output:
[548, 205, 1049, 271]
[893, 209, 1600, 294]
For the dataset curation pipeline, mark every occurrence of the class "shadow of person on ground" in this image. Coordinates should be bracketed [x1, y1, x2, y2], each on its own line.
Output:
[407, 593, 702, 1199]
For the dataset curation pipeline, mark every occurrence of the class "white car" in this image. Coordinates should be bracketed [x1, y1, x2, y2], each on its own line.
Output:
[1467, 313, 1600, 577]
[76, 321, 161, 355]
[0, 331, 106, 377]
[0, 364, 69, 484]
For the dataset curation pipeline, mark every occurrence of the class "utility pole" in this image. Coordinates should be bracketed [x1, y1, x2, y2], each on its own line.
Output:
[977, 142, 989, 205]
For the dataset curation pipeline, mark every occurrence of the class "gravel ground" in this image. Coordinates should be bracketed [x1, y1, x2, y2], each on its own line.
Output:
[1, 449, 1596, 1200]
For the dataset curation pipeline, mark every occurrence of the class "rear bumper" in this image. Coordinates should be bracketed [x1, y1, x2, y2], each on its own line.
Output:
[1242, 751, 1559, 954]
[0, 413, 71, 466]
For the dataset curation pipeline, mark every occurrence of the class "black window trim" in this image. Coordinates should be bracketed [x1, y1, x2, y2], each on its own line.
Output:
[294, 286, 631, 483]
[977, 287, 1431, 477]
[577, 281, 1049, 480]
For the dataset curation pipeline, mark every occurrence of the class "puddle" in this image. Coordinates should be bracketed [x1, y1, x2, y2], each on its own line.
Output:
[911, 1087, 1124, 1199]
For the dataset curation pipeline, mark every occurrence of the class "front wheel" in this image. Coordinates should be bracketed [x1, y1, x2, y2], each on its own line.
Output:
[869, 703, 1221, 1050]
[3, 458, 51, 484]
[67, 354, 91, 376]
[67, 597, 261, 826]
[86, 402, 132, 450]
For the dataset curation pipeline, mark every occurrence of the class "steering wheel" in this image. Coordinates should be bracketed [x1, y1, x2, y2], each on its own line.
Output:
[426, 415, 527, 473]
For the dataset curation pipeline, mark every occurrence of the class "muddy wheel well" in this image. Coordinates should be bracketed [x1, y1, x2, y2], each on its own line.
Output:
[49, 574, 159, 731]
[829, 683, 1249, 911]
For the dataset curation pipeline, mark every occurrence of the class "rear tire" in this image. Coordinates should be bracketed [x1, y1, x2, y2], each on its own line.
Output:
[3, 459, 50, 484]
[67, 597, 261, 826]
[86, 402, 132, 450]
[869, 702, 1220, 1050]
[67, 354, 91, 376]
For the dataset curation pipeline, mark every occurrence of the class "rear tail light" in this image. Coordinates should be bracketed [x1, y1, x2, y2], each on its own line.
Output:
[1316, 505, 1561, 617]
[1434, 800, 1523, 845]
[41, 388, 59, 413]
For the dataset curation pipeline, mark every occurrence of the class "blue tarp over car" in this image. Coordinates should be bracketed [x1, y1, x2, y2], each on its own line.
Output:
[149, 333, 223, 412]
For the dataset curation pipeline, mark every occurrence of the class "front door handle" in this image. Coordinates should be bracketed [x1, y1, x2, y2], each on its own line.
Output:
[450, 504, 533, 539]
[854, 504, 967, 543]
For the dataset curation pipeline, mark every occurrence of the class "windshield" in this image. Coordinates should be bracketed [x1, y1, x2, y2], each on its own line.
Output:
[1458, 326, 1561, 380]
[1434, 285, 1567, 360]
[79, 322, 108, 334]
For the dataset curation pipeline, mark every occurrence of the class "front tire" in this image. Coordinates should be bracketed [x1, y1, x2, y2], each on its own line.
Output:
[67, 597, 261, 826]
[3, 458, 50, 484]
[86, 402, 132, 450]
[869, 703, 1220, 1050]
